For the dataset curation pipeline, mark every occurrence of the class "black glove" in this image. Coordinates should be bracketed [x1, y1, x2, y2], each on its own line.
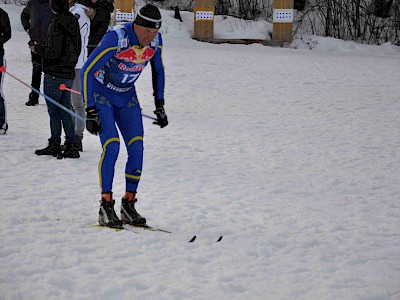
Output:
[86, 106, 102, 135]
[153, 107, 168, 128]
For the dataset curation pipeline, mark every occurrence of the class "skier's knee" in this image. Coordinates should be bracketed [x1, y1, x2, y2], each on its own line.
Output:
[102, 138, 120, 159]
[127, 136, 143, 156]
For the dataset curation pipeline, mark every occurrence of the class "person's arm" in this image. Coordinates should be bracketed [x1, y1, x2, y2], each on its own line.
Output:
[150, 34, 165, 108]
[0, 10, 11, 46]
[80, 30, 118, 109]
[20, 5, 31, 34]
[150, 34, 168, 128]
[71, 5, 90, 61]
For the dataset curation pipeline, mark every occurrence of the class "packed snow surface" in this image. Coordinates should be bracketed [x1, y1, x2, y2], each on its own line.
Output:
[1, 4, 399, 300]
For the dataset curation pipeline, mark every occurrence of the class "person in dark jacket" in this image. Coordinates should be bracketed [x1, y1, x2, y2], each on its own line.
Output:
[80, 0, 114, 56]
[21, 0, 53, 106]
[0, 7, 11, 135]
[30, 0, 82, 158]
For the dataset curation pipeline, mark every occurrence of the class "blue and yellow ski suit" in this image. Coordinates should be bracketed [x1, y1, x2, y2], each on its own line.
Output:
[81, 22, 165, 194]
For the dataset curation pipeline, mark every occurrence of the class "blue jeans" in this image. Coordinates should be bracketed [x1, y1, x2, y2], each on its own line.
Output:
[0, 50, 7, 131]
[43, 74, 75, 144]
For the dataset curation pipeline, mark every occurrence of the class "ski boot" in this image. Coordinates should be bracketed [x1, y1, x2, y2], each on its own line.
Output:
[121, 196, 146, 226]
[98, 196, 123, 229]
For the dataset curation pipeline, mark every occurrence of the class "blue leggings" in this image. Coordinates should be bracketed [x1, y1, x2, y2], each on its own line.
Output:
[96, 94, 144, 194]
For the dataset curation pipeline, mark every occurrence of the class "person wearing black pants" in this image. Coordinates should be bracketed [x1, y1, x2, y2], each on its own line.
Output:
[21, 0, 53, 106]
[0, 7, 11, 134]
[31, 0, 81, 158]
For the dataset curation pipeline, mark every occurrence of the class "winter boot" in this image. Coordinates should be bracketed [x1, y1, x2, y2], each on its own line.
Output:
[62, 141, 80, 158]
[35, 141, 62, 156]
[75, 136, 83, 152]
[61, 137, 82, 152]
[25, 92, 39, 106]
[121, 198, 147, 225]
[0, 123, 8, 135]
[98, 197, 123, 229]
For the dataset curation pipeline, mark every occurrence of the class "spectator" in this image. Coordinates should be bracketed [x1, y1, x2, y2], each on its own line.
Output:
[174, 6, 182, 22]
[31, 0, 82, 158]
[0, 7, 11, 135]
[80, 0, 114, 56]
[69, 0, 91, 151]
[21, 0, 53, 106]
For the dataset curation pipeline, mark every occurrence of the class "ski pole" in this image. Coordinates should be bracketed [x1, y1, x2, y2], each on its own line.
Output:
[59, 84, 157, 121]
[0, 66, 85, 123]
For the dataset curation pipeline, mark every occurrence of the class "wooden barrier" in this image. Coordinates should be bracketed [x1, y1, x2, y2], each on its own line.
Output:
[193, 0, 214, 41]
[272, 0, 294, 43]
[114, 0, 135, 12]
[114, 0, 135, 23]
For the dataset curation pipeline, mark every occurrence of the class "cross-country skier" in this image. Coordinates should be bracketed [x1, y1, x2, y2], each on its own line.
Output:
[81, 4, 168, 229]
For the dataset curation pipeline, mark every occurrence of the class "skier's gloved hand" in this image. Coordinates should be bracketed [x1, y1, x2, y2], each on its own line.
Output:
[86, 106, 102, 135]
[153, 106, 168, 128]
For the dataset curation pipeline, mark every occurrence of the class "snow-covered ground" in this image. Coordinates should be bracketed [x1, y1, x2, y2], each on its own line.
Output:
[1, 4, 400, 300]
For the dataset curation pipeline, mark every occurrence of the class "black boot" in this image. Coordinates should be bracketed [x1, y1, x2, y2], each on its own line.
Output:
[121, 198, 146, 225]
[98, 198, 123, 229]
[62, 141, 80, 158]
[0, 123, 8, 135]
[35, 141, 62, 156]
[25, 92, 39, 106]
[63, 136, 83, 152]
[75, 136, 83, 152]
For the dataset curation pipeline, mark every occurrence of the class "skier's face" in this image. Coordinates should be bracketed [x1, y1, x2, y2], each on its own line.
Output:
[134, 24, 160, 46]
